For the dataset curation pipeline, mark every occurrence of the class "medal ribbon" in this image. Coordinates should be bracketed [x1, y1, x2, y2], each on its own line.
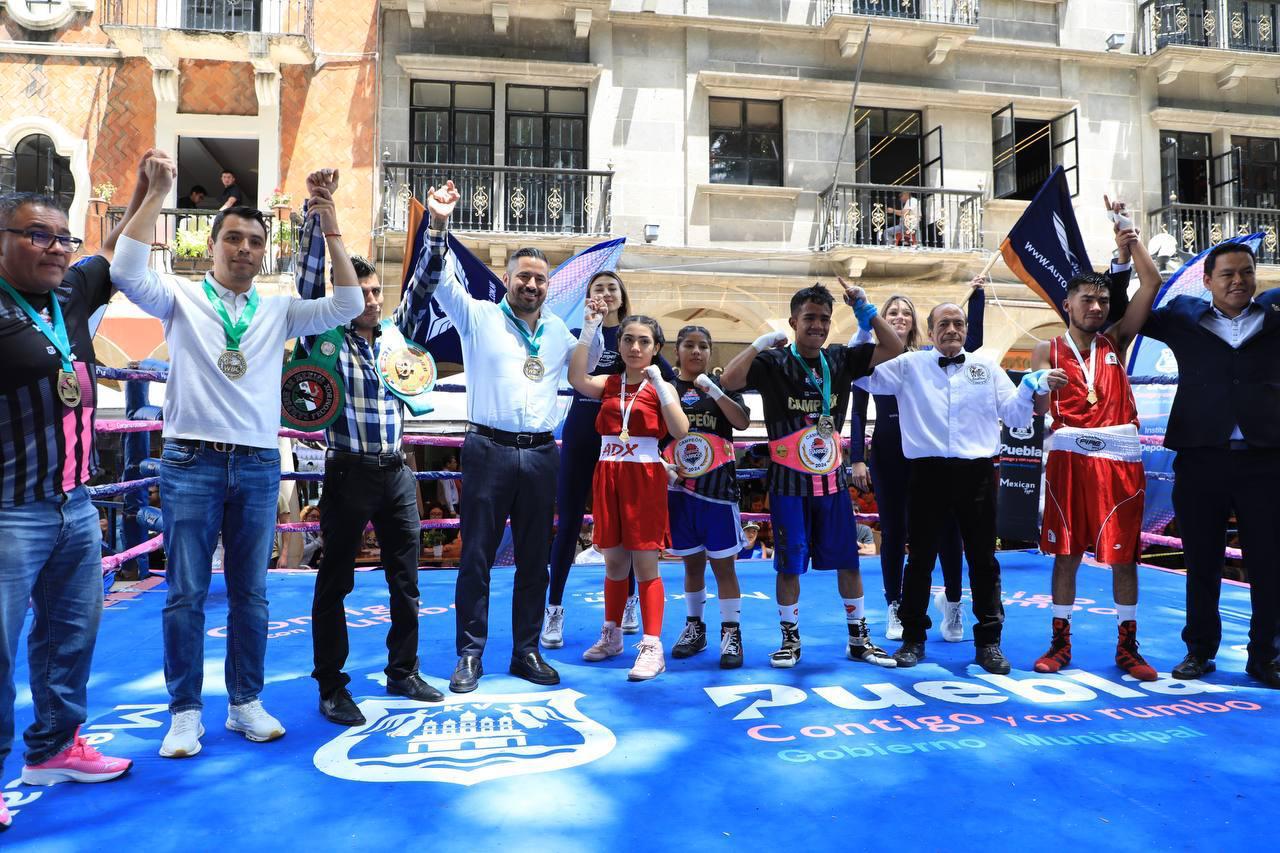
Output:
[1062, 333, 1096, 400]
[0, 275, 74, 372]
[619, 377, 649, 436]
[788, 343, 832, 419]
[202, 276, 259, 353]
[500, 298, 545, 358]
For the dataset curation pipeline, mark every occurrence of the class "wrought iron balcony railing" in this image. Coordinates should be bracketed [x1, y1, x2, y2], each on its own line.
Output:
[1139, 1, 1278, 54]
[100, 0, 314, 40]
[102, 207, 300, 278]
[1150, 203, 1280, 265]
[820, 0, 980, 27]
[380, 162, 614, 237]
[816, 182, 984, 251]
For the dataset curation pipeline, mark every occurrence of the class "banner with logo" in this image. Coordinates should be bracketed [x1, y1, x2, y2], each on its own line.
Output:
[1126, 232, 1263, 533]
[998, 166, 1091, 320]
[997, 416, 1046, 543]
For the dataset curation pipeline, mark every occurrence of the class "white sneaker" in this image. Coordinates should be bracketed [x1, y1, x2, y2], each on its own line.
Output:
[541, 606, 565, 649]
[159, 710, 204, 758]
[226, 699, 286, 743]
[628, 639, 666, 681]
[582, 625, 624, 661]
[937, 591, 965, 643]
[621, 595, 641, 634]
[885, 601, 903, 641]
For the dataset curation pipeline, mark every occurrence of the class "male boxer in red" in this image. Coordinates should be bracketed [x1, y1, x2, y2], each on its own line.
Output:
[1030, 224, 1162, 680]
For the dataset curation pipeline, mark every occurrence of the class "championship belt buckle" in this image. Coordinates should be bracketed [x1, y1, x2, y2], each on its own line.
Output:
[668, 434, 716, 478]
[797, 427, 839, 474]
[378, 343, 436, 397]
[281, 361, 345, 430]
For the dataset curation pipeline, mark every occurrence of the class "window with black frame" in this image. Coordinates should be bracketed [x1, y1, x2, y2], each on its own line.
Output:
[709, 98, 782, 187]
[409, 81, 495, 229]
[183, 0, 261, 32]
[12, 134, 74, 212]
[1232, 135, 1279, 209]
[505, 86, 588, 233]
[1159, 131, 1211, 206]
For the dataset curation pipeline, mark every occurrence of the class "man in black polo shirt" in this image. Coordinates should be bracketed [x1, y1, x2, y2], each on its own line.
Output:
[1139, 243, 1280, 688]
[218, 170, 243, 210]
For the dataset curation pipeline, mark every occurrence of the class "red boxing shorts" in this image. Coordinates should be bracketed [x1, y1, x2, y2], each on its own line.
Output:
[1040, 426, 1145, 564]
[592, 436, 670, 552]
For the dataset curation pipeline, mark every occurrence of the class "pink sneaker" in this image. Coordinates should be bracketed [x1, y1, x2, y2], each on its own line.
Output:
[20, 732, 132, 786]
[0, 796, 10, 830]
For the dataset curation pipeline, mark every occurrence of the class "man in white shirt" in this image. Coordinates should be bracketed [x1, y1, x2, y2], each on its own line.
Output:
[411, 181, 601, 693]
[857, 302, 1065, 672]
[110, 153, 362, 757]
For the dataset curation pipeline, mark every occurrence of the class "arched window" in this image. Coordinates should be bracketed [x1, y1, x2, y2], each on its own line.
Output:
[13, 134, 75, 210]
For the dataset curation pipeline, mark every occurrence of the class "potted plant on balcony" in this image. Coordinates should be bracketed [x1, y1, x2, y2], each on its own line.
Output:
[89, 181, 116, 218]
[268, 188, 292, 222]
[274, 216, 297, 275]
[171, 224, 213, 275]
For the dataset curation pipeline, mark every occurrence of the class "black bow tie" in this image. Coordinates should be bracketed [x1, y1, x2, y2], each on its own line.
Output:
[938, 354, 966, 368]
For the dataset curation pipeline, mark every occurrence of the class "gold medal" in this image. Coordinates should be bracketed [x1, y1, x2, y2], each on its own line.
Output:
[1086, 388, 1098, 406]
[218, 349, 248, 380]
[523, 355, 545, 381]
[619, 429, 630, 442]
[56, 369, 82, 407]
[817, 415, 835, 437]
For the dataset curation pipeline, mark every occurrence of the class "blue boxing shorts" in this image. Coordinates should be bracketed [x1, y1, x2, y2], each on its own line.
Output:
[667, 489, 746, 559]
[769, 491, 860, 574]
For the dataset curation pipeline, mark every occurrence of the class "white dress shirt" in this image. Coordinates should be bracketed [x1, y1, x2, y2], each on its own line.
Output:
[855, 350, 1035, 459]
[111, 235, 364, 448]
[1200, 300, 1265, 439]
[434, 236, 600, 433]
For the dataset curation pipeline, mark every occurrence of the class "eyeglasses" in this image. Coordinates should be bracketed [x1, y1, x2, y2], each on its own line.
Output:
[0, 229, 84, 252]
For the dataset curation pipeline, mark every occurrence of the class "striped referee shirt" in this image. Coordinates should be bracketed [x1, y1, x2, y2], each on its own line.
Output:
[0, 256, 111, 506]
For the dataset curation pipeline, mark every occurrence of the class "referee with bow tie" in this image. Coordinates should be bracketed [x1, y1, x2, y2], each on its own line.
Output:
[856, 302, 1065, 672]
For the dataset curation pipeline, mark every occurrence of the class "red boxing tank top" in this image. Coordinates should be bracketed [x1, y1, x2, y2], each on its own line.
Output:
[594, 373, 669, 440]
[1048, 333, 1139, 430]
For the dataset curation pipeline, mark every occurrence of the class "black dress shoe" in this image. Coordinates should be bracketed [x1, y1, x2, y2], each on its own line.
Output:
[1245, 660, 1280, 689]
[319, 689, 366, 726]
[1171, 653, 1215, 680]
[449, 655, 483, 693]
[976, 644, 1012, 674]
[893, 641, 926, 668]
[387, 673, 445, 703]
[509, 650, 560, 685]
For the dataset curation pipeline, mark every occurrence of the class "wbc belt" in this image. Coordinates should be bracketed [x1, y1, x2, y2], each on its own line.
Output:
[1044, 424, 1142, 463]
[661, 432, 735, 478]
[769, 426, 842, 475]
[599, 435, 662, 464]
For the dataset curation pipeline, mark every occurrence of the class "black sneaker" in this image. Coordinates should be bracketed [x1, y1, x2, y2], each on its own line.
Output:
[976, 643, 1012, 674]
[769, 622, 802, 669]
[847, 619, 897, 668]
[672, 617, 707, 659]
[893, 641, 926, 668]
[719, 622, 744, 670]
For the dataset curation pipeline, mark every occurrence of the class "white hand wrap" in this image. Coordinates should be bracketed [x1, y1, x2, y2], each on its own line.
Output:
[694, 374, 724, 400]
[752, 331, 788, 352]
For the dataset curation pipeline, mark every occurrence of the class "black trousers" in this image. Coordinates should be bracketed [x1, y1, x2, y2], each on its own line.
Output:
[311, 459, 421, 698]
[455, 434, 558, 657]
[900, 457, 1004, 646]
[1173, 447, 1280, 664]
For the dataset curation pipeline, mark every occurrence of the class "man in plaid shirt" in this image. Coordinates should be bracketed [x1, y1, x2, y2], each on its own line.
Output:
[304, 249, 446, 726]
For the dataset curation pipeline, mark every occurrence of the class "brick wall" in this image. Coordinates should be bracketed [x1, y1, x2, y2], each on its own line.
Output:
[178, 61, 259, 116]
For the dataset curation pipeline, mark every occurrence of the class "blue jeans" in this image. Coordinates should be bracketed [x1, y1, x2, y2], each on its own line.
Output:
[160, 442, 280, 712]
[0, 486, 103, 773]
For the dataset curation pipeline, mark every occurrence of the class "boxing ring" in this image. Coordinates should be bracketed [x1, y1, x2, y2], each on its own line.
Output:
[4, 366, 1275, 850]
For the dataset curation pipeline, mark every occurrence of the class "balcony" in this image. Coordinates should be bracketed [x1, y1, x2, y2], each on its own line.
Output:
[100, 0, 316, 65]
[819, 0, 980, 26]
[1138, 1, 1279, 87]
[1149, 203, 1280, 266]
[380, 162, 613, 237]
[816, 182, 984, 253]
[820, 0, 979, 62]
[101, 207, 302, 279]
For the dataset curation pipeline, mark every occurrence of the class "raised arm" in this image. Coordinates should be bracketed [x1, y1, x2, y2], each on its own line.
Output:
[1104, 229, 1163, 355]
[963, 276, 985, 352]
[647, 365, 690, 440]
[100, 150, 160, 263]
[721, 330, 787, 392]
[694, 374, 750, 430]
[110, 151, 179, 320]
[1029, 340, 1053, 416]
[569, 296, 610, 399]
[836, 277, 903, 367]
[397, 181, 479, 340]
[286, 170, 363, 336]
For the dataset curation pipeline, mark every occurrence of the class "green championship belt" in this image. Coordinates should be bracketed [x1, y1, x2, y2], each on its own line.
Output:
[281, 328, 346, 430]
[375, 318, 436, 416]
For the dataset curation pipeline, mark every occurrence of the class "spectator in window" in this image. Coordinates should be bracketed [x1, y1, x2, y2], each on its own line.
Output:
[436, 454, 461, 516]
[856, 523, 877, 557]
[218, 170, 243, 210]
[882, 190, 920, 246]
[177, 186, 208, 210]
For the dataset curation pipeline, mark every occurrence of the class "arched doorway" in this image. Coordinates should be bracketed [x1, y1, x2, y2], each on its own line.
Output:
[12, 133, 75, 210]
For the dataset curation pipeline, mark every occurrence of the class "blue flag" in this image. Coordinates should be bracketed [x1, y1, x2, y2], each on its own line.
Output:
[999, 166, 1091, 319]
